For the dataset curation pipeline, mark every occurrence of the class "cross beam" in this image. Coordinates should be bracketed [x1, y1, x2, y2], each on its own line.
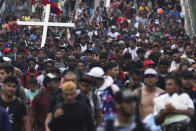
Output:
[17, 4, 75, 47]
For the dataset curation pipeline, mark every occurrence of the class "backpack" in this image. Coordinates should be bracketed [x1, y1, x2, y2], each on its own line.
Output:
[105, 118, 146, 131]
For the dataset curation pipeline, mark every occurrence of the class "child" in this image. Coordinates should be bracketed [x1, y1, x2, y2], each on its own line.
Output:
[25, 78, 39, 104]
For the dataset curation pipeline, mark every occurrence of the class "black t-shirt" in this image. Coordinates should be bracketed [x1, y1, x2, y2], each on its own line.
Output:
[49, 101, 94, 131]
[49, 91, 90, 113]
[0, 97, 27, 131]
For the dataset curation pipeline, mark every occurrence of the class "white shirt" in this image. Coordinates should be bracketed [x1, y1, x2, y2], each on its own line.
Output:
[108, 32, 120, 39]
[153, 93, 194, 126]
[37, 74, 44, 87]
[80, 44, 87, 52]
[169, 61, 180, 72]
[76, 8, 83, 19]
[123, 47, 138, 60]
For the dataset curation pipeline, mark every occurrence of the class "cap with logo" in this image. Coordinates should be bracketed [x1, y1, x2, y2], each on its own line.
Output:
[143, 60, 155, 67]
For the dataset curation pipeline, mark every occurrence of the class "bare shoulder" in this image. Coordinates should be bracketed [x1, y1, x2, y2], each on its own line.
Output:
[133, 89, 138, 95]
[133, 87, 143, 95]
[156, 87, 164, 94]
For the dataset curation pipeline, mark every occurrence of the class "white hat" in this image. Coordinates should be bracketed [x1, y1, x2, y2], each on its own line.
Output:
[46, 73, 56, 79]
[155, 19, 159, 24]
[87, 67, 104, 78]
[144, 68, 157, 76]
[111, 26, 116, 30]
[3, 57, 11, 62]
[119, 40, 125, 44]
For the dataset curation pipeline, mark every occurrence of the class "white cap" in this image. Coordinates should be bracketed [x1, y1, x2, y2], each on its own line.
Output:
[3, 57, 11, 62]
[119, 40, 125, 44]
[87, 67, 104, 78]
[155, 19, 159, 24]
[46, 73, 56, 79]
[111, 26, 116, 30]
[144, 68, 157, 76]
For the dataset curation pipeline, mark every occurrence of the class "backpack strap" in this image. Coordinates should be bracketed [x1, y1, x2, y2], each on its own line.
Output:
[137, 87, 142, 103]
[36, 88, 44, 105]
[136, 88, 142, 119]
[23, 72, 27, 88]
[17, 97, 23, 105]
[107, 86, 115, 98]
[92, 93, 98, 118]
[35, 88, 44, 127]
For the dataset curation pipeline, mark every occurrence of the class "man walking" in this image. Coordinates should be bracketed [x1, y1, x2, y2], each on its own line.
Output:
[48, 81, 94, 131]
[96, 89, 150, 131]
[0, 76, 31, 131]
[133, 68, 164, 130]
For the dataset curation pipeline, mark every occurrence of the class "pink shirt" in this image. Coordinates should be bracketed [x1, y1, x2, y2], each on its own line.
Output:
[110, 1, 120, 8]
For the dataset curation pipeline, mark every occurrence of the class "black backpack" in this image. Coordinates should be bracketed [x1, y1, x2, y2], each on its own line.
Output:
[105, 117, 146, 131]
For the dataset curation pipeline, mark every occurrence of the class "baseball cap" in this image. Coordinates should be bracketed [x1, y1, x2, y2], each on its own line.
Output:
[111, 26, 116, 30]
[85, 49, 93, 55]
[143, 60, 155, 67]
[87, 67, 104, 78]
[119, 40, 125, 44]
[114, 89, 138, 103]
[3, 57, 11, 62]
[43, 73, 60, 86]
[79, 75, 92, 84]
[155, 19, 159, 24]
[3, 48, 11, 54]
[47, 73, 57, 79]
[144, 68, 157, 76]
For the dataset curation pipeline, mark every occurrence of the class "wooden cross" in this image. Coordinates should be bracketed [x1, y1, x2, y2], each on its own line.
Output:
[17, 4, 75, 47]
[106, 0, 111, 8]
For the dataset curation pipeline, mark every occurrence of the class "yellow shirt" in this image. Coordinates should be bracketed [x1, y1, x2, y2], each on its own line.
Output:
[139, 6, 149, 12]
[22, 16, 30, 21]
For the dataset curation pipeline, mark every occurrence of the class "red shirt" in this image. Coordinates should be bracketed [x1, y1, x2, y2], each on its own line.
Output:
[116, 16, 128, 27]
[31, 89, 51, 130]
[20, 70, 39, 89]
[32, 0, 37, 5]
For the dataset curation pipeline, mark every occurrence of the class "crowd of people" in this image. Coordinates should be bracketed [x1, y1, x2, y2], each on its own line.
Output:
[0, 0, 196, 131]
